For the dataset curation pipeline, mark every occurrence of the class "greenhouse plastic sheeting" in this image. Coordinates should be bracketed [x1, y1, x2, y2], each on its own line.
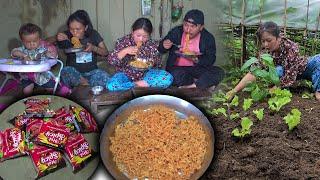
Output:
[216, 0, 320, 30]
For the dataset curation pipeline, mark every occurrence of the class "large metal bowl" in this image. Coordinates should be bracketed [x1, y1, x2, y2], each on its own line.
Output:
[100, 95, 215, 180]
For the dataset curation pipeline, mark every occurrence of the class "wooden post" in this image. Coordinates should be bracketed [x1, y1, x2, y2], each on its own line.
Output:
[240, 0, 246, 65]
[259, 0, 263, 24]
[283, 0, 287, 36]
[303, 0, 310, 55]
[316, 12, 320, 39]
[229, 0, 237, 65]
[312, 8, 320, 54]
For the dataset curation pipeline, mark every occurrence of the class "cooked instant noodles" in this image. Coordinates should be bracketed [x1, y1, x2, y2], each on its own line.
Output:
[182, 33, 190, 53]
[71, 37, 82, 48]
[129, 59, 151, 69]
[109, 105, 208, 180]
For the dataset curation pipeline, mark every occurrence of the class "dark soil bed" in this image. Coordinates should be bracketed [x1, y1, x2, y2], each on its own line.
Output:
[201, 93, 320, 179]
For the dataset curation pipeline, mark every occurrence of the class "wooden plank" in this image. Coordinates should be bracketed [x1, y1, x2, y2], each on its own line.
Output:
[97, 0, 113, 50]
[123, 0, 141, 34]
[109, 0, 125, 47]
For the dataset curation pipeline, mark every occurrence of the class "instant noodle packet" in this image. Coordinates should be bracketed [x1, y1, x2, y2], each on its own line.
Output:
[64, 132, 94, 172]
[28, 144, 66, 179]
[25, 118, 44, 141]
[1, 128, 27, 161]
[70, 106, 98, 133]
[24, 98, 55, 117]
[8, 114, 30, 129]
[51, 107, 79, 132]
[34, 121, 70, 150]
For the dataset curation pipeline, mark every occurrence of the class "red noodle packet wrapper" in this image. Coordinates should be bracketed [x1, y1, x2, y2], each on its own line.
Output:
[1, 128, 27, 161]
[52, 107, 79, 132]
[8, 114, 31, 129]
[64, 133, 94, 172]
[28, 144, 66, 178]
[26, 118, 44, 141]
[34, 121, 70, 150]
[24, 98, 54, 117]
[70, 106, 98, 133]
[0, 131, 4, 160]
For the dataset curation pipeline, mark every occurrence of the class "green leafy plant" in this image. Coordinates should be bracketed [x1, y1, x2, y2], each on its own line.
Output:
[230, 113, 240, 120]
[243, 98, 253, 111]
[301, 91, 313, 99]
[268, 88, 292, 112]
[211, 107, 227, 117]
[284, 108, 301, 131]
[212, 90, 228, 103]
[232, 117, 253, 138]
[253, 108, 264, 121]
[240, 54, 280, 101]
[230, 95, 239, 107]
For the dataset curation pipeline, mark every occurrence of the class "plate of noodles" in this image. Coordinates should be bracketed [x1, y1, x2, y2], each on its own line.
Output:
[128, 58, 153, 71]
[100, 95, 215, 180]
[175, 50, 202, 59]
[65, 37, 84, 53]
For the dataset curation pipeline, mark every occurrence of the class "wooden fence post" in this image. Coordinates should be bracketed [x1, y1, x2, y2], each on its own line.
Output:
[283, 0, 287, 36]
[240, 0, 246, 65]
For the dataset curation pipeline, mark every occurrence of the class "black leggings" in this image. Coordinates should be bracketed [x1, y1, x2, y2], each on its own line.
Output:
[168, 65, 225, 89]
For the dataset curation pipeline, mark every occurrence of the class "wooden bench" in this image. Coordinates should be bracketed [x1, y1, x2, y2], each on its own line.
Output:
[70, 86, 213, 113]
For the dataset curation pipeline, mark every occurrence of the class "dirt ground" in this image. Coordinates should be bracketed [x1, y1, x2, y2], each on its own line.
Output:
[201, 93, 320, 179]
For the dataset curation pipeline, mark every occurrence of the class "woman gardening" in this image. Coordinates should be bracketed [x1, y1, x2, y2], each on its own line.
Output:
[106, 18, 173, 91]
[228, 21, 320, 101]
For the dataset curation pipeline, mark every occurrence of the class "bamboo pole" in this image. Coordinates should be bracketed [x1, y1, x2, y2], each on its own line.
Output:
[304, 0, 310, 37]
[259, 0, 263, 24]
[229, 0, 237, 65]
[240, 0, 246, 65]
[283, 0, 287, 36]
[303, 0, 310, 55]
[315, 11, 320, 39]
[312, 9, 320, 54]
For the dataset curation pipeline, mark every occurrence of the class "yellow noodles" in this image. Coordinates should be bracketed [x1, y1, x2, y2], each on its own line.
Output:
[71, 37, 82, 48]
[109, 105, 208, 180]
[129, 59, 151, 69]
[183, 34, 190, 53]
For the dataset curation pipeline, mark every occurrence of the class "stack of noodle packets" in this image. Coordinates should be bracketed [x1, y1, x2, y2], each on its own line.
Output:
[1, 97, 98, 179]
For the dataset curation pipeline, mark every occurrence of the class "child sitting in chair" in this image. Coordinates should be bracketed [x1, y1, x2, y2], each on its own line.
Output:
[11, 23, 68, 95]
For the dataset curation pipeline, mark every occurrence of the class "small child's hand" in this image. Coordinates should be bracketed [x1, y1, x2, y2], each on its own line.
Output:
[23, 55, 31, 61]
[57, 33, 68, 41]
[45, 51, 55, 58]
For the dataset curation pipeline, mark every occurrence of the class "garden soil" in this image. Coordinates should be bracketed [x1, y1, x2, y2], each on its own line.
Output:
[201, 94, 320, 179]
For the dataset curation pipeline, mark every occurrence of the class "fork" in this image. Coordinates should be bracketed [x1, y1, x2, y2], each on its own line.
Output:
[172, 43, 181, 48]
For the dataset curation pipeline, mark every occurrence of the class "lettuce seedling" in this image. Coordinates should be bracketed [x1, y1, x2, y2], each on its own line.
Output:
[211, 107, 227, 117]
[212, 90, 228, 103]
[243, 98, 253, 111]
[230, 113, 240, 120]
[268, 88, 292, 112]
[232, 117, 253, 138]
[284, 108, 301, 131]
[253, 108, 264, 121]
[230, 95, 239, 107]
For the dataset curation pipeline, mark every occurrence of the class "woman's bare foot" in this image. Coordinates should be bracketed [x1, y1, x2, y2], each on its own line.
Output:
[80, 77, 89, 86]
[23, 83, 34, 95]
[315, 91, 320, 101]
[134, 80, 149, 87]
[178, 83, 196, 88]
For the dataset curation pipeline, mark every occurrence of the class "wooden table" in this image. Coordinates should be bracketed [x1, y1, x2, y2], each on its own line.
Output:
[71, 86, 213, 113]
